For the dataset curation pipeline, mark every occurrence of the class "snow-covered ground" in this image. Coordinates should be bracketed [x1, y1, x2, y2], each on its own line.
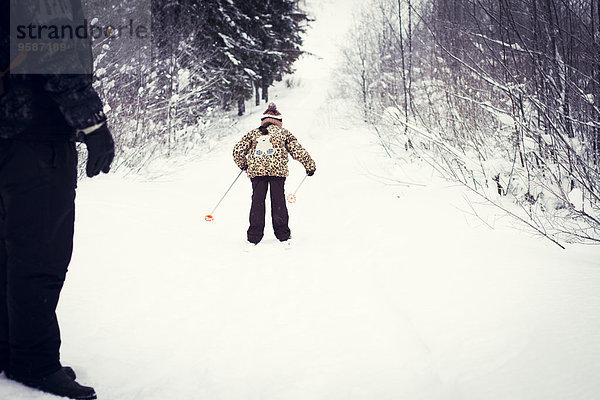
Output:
[2, 0, 600, 399]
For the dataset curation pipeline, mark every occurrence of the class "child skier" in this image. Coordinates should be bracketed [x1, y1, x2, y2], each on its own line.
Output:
[233, 102, 316, 245]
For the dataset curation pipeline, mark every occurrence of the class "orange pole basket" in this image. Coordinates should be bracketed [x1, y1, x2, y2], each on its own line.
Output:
[287, 174, 308, 204]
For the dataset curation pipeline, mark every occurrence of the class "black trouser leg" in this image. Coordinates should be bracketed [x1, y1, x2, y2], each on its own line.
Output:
[248, 176, 269, 244]
[0, 140, 77, 379]
[0, 185, 8, 372]
[269, 177, 290, 241]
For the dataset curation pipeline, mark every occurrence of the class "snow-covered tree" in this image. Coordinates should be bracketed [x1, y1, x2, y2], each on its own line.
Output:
[338, 0, 600, 244]
[83, 0, 306, 171]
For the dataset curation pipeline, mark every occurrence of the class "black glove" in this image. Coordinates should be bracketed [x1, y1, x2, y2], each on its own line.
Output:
[83, 124, 115, 178]
[307, 170, 315, 177]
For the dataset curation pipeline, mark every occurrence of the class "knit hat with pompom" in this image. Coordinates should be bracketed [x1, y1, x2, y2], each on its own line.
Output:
[261, 102, 283, 126]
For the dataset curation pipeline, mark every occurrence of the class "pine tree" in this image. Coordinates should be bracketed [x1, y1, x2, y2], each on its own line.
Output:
[236, 0, 307, 105]
[196, 0, 307, 114]
[150, 0, 307, 118]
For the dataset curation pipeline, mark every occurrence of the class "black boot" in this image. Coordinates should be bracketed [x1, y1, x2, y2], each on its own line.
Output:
[6, 366, 76, 380]
[62, 366, 77, 380]
[11, 368, 96, 400]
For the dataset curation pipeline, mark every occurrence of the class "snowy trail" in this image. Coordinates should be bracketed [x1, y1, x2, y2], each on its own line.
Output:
[2, 0, 600, 399]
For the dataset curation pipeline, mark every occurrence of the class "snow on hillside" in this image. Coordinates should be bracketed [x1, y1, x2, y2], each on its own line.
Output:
[1, 0, 599, 399]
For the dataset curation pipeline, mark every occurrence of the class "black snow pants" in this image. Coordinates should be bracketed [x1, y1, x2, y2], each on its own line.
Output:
[248, 176, 290, 244]
[0, 140, 78, 379]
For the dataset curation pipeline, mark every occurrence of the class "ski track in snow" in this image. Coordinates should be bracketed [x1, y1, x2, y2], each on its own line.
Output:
[2, 0, 600, 399]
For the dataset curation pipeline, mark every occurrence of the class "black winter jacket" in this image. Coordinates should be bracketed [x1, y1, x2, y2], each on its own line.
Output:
[0, 0, 105, 141]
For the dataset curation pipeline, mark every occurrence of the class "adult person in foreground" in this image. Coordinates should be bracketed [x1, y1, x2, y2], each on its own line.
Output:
[0, 1, 114, 399]
[233, 102, 316, 246]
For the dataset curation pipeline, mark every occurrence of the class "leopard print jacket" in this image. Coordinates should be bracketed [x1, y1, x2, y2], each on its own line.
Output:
[233, 124, 316, 179]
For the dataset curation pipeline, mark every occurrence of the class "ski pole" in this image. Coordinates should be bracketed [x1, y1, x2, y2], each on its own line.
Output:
[287, 174, 309, 203]
[205, 169, 244, 222]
